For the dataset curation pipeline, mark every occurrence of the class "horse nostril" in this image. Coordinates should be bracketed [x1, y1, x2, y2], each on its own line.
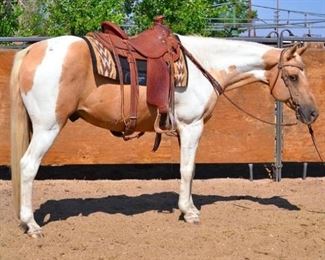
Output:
[311, 110, 319, 119]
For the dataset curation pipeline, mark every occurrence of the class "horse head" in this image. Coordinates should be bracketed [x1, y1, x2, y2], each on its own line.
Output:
[266, 44, 319, 125]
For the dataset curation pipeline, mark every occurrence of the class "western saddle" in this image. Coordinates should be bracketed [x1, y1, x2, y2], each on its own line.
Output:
[91, 16, 181, 136]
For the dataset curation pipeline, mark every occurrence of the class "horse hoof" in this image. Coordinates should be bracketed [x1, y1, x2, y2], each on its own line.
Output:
[184, 213, 200, 224]
[28, 230, 44, 238]
[26, 223, 43, 238]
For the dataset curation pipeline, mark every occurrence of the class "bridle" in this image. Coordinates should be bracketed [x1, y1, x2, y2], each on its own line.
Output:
[270, 48, 305, 117]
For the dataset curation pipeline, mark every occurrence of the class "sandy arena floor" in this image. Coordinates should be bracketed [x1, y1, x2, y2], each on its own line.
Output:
[0, 177, 324, 259]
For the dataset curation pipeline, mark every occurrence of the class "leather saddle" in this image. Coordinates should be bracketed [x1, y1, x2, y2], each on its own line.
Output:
[92, 16, 181, 136]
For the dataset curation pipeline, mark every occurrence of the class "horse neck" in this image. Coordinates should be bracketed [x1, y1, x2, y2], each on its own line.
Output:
[180, 35, 279, 90]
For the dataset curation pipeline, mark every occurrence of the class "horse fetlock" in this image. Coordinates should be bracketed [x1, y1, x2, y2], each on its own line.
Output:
[178, 201, 190, 214]
[190, 205, 200, 215]
[20, 206, 33, 223]
[27, 227, 43, 238]
[26, 221, 43, 238]
[178, 201, 200, 223]
[184, 211, 200, 224]
[18, 220, 42, 237]
[178, 200, 200, 214]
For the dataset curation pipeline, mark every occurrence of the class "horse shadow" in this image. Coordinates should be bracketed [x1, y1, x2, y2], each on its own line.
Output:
[34, 192, 300, 227]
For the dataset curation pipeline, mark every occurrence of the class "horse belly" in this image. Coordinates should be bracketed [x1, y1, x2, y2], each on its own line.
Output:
[78, 84, 157, 131]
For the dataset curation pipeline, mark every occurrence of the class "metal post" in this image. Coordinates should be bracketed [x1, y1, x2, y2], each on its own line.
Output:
[248, 164, 254, 181]
[274, 0, 280, 33]
[274, 29, 294, 182]
[248, 0, 252, 37]
[302, 162, 308, 180]
[275, 100, 283, 182]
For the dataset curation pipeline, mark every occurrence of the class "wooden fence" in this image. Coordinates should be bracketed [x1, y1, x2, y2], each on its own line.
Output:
[0, 46, 324, 166]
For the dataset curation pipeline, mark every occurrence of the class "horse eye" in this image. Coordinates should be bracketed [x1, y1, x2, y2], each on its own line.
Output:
[289, 74, 298, 81]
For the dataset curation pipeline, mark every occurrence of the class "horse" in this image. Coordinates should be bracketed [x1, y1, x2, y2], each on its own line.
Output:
[10, 34, 319, 237]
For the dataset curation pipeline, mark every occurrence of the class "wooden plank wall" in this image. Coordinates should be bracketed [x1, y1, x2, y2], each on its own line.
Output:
[0, 47, 324, 166]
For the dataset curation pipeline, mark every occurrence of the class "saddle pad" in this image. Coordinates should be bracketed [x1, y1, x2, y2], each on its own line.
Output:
[84, 34, 188, 88]
[84, 34, 117, 80]
[174, 49, 188, 88]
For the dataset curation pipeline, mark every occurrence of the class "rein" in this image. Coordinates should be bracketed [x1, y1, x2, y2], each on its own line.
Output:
[180, 44, 224, 95]
[308, 125, 325, 163]
[222, 93, 297, 126]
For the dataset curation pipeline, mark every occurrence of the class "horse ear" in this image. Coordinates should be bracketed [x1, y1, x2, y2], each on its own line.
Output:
[285, 44, 299, 60]
[296, 44, 308, 56]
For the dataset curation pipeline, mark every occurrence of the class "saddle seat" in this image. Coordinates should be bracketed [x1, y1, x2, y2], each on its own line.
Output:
[91, 16, 181, 137]
[101, 16, 180, 60]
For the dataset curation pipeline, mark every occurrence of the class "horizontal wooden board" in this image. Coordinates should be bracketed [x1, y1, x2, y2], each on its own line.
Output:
[0, 46, 324, 167]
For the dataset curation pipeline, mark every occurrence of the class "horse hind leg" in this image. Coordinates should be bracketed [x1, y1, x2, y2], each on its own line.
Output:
[178, 120, 203, 223]
[19, 127, 60, 237]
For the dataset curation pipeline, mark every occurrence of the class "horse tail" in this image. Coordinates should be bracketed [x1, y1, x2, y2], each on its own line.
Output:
[10, 47, 31, 218]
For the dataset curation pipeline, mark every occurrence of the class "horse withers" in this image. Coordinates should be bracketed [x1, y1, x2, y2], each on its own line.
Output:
[10, 33, 318, 237]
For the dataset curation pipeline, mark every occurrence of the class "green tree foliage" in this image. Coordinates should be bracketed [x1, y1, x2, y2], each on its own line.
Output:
[19, 0, 126, 36]
[130, 0, 217, 36]
[4, 0, 253, 37]
[210, 0, 255, 37]
[0, 1, 22, 36]
[129, 0, 254, 36]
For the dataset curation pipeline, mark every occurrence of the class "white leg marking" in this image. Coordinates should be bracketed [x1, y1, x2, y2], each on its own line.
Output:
[20, 127, 60, 237]
[178, 120, 203, 223]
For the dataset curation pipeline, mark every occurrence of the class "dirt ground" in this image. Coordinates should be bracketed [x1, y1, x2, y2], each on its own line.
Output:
[0, 177, 324, 260]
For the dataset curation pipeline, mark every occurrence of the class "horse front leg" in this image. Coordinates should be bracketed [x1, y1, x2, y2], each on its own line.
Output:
[178, 120, 203, 223]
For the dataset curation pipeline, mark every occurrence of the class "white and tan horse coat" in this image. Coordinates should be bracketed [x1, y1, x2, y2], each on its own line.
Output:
[10, 35, 318, 237]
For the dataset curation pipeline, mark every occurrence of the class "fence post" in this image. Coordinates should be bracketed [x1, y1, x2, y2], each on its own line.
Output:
[248, 163, 254, 181]
[274, 29, 294, 182]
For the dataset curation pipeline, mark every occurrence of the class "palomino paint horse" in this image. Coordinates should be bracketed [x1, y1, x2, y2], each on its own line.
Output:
[10, 35, 318, 237]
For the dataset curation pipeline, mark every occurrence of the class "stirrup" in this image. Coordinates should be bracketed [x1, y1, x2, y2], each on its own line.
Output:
[154, 109, 176, 134]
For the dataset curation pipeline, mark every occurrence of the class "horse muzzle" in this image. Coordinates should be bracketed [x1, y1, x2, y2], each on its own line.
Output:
[296, 105, 319, 125]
